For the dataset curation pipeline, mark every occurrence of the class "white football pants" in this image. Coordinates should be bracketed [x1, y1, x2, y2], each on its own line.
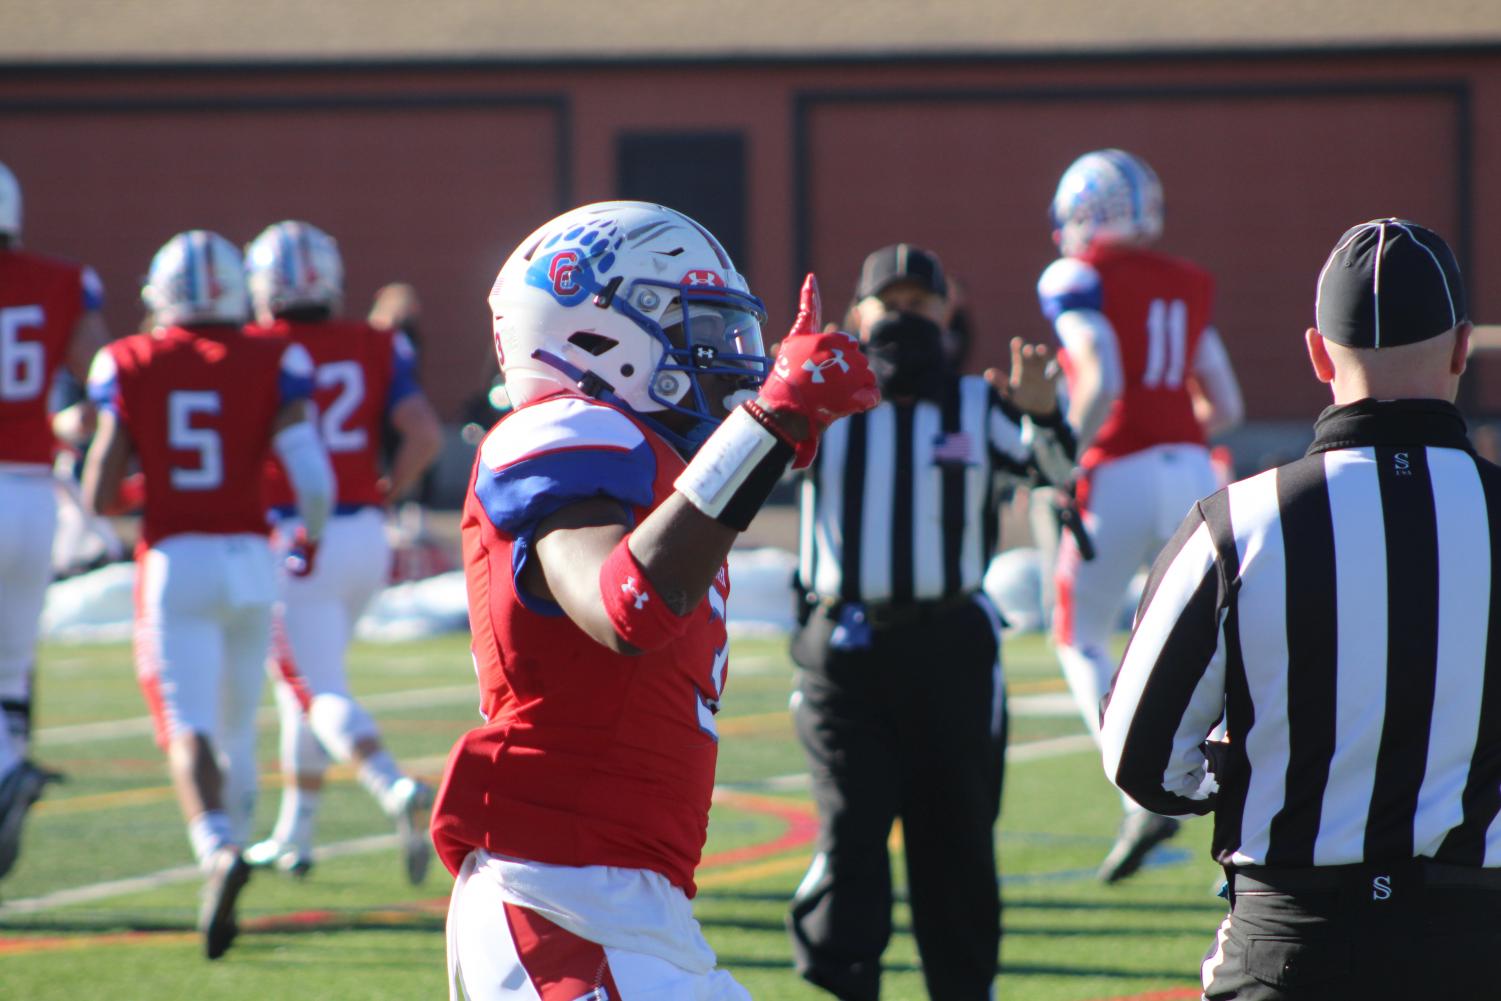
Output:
[0, 471, 56, 774]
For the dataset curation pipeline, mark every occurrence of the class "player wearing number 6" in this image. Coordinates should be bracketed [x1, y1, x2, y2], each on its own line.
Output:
[81, 230, 334, 959]
[241, 220, 444, 884]
[0, 160, 110, 882]
[1039, 149, 1244, 882]
[431, 201, 876, 1000]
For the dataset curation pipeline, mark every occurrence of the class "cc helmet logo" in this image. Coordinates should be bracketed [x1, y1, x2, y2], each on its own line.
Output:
[682, 269, 725, 288]
[549, 251, 582, 296]
[801, 349, 850, 383]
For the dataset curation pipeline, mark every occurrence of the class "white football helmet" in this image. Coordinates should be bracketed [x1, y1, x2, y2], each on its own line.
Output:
[244, 220, 344, 318]
[488, 201, 770, 446]
[1050, 149, 1164, 256]
[0, 161, 20, 241]
[141, 230, 250, 326]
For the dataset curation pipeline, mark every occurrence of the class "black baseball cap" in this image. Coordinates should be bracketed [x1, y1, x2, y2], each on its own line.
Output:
[855, 243, 948, 300]
[1315, 218, 1467, 349]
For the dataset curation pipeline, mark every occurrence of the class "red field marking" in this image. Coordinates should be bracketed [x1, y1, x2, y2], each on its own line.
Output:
[701, 791, 818, 868]
[0, 791, 813, 956]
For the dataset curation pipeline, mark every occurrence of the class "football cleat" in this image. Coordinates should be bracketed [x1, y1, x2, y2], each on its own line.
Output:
[386, 777, 433, 886]
[198, 848, 252, 960]
[243, 838, 313, 879]
[1098, 812, 1181, 884]
[0, 760, 50, 880]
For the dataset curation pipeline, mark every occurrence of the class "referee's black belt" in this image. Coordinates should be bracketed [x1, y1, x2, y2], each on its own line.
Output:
[816, 593, 977, 629]
[1231, 859, 1501, 895]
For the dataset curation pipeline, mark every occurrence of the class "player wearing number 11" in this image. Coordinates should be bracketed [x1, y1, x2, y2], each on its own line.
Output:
[1038, 149, 1243, 882]
[81, 230, 334, 959]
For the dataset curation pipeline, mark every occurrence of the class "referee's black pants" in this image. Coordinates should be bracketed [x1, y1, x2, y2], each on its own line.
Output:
[1205, 862, 1501, 1000]
[788, 597, 1006, 1001]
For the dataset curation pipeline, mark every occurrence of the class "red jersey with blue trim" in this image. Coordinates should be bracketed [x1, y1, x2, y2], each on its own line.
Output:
[431, 392, 731, 896]
[247, 318, 419, 512]
[0, 249, 102, 465]
[1038, 244, 1213, 470]
[87, 325, 315, 548]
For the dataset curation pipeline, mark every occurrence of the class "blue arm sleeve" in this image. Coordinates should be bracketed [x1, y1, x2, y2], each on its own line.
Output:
[385, 331, 421, 412]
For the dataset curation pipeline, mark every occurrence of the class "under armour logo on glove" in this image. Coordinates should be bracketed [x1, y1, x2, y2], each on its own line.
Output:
[621, 576, 650, 610]
[800, 350, 850, 383]
[756, 274, 880, 468]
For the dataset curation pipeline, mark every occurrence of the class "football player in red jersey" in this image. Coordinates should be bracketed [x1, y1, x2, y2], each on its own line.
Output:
[0, 161, 110, 881]
[81, 230, 334, 959]
[431, 201, 878, 1000]
[241, 220, 444, 884]
[1038, 149, 1244, 882]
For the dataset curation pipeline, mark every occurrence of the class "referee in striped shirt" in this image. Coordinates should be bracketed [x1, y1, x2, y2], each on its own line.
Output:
[787, 245, 1076, 1001]
[1102, 219, 1501, 1000]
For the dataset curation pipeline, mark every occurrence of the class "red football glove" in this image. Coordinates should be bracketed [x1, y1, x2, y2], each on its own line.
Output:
[756, 274, 880, 468]
[284, 527, 319, 578]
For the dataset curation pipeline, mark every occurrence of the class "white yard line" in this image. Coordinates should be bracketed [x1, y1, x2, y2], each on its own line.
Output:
[4, 729, 1098, 918]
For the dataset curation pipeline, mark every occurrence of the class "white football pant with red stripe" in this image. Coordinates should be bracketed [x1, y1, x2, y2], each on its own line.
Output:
[1053, 443, 1218, 774]
[446, 851, 750, 1001]
[0, 471, 56, 776]
[133, 532, 276, 842]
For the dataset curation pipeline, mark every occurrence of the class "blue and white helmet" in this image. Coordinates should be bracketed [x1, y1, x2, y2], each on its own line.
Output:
[487, 201, 770, 444]
[142, 230, 249, 326]
[0, 161, 20, 240]
[1050, 149, 1164, 256]
[244, 220, 344, 318]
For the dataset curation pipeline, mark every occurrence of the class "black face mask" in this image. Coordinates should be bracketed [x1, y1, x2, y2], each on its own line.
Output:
[865, 312, 947, 401]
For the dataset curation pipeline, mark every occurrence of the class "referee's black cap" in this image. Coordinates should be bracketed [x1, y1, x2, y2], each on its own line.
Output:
[855, 243, 948, 301]
[1315, 218, 1467, 349]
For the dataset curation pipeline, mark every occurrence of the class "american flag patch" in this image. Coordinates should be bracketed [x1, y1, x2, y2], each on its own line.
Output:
[932, 431, 975, 465]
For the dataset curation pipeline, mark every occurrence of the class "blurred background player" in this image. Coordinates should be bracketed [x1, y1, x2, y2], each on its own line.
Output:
[241, 220, 444, 883]
[1038, 149, 1244, 882]
[431, 201, 877, 999]
[81, 230, 333, 958]
[0, 160, 109, 880]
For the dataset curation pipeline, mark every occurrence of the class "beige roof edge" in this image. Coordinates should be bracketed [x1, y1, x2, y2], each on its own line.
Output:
[2, 37, 1499, 69]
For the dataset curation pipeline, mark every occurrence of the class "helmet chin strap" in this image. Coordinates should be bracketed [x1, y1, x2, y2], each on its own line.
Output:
[532, 347, 718, 455]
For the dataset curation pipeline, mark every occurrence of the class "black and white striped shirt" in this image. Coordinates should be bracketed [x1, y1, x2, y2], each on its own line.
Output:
[1102, 399, 1501, 868]
[797, 374, 1075, 605]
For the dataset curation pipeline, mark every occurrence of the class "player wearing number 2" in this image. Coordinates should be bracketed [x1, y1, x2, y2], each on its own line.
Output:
[431, 201, 878, 999]
[241, 220, 444, 884]
[0, 160, 109, 880]
[1039, 149, 1243, 882]
[81, 230, 334, 958]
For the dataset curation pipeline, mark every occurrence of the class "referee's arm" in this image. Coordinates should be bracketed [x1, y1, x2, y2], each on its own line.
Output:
[987, 391, 1077, 486]
[1099, 502, 1229, 817]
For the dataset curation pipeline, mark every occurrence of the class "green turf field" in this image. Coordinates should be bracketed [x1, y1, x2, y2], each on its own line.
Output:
[0, 631, 1225, 1000]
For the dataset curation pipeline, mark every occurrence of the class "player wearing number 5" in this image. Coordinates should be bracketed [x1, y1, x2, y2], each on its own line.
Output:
[241, 221, 444, 884]
[431, 202, 877, 999]
[81, 230, 334, 958]
[1039, 150, 1244, 882]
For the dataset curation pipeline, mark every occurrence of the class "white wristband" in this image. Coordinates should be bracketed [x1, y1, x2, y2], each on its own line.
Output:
[674, 406, 795, 531]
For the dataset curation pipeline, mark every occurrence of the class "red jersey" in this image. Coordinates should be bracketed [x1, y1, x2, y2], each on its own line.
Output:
[0, 249, 102, 465]
[1039, 245, 1213, 469]
[431, 393, 730, 896]
[88, 325, 315, 548]
[247, 318, 419, 512]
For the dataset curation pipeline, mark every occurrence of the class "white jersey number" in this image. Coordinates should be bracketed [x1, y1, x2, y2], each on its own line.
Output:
[1142, 298, 1188, 390]
[168, 390, 224, 490]
[0, 305, 46, 402]
[317, 361, 368, 453]
[695, 584, 730, 740]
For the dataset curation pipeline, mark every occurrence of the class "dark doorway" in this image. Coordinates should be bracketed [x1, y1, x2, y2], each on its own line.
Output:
[617, 132, 747, 267]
